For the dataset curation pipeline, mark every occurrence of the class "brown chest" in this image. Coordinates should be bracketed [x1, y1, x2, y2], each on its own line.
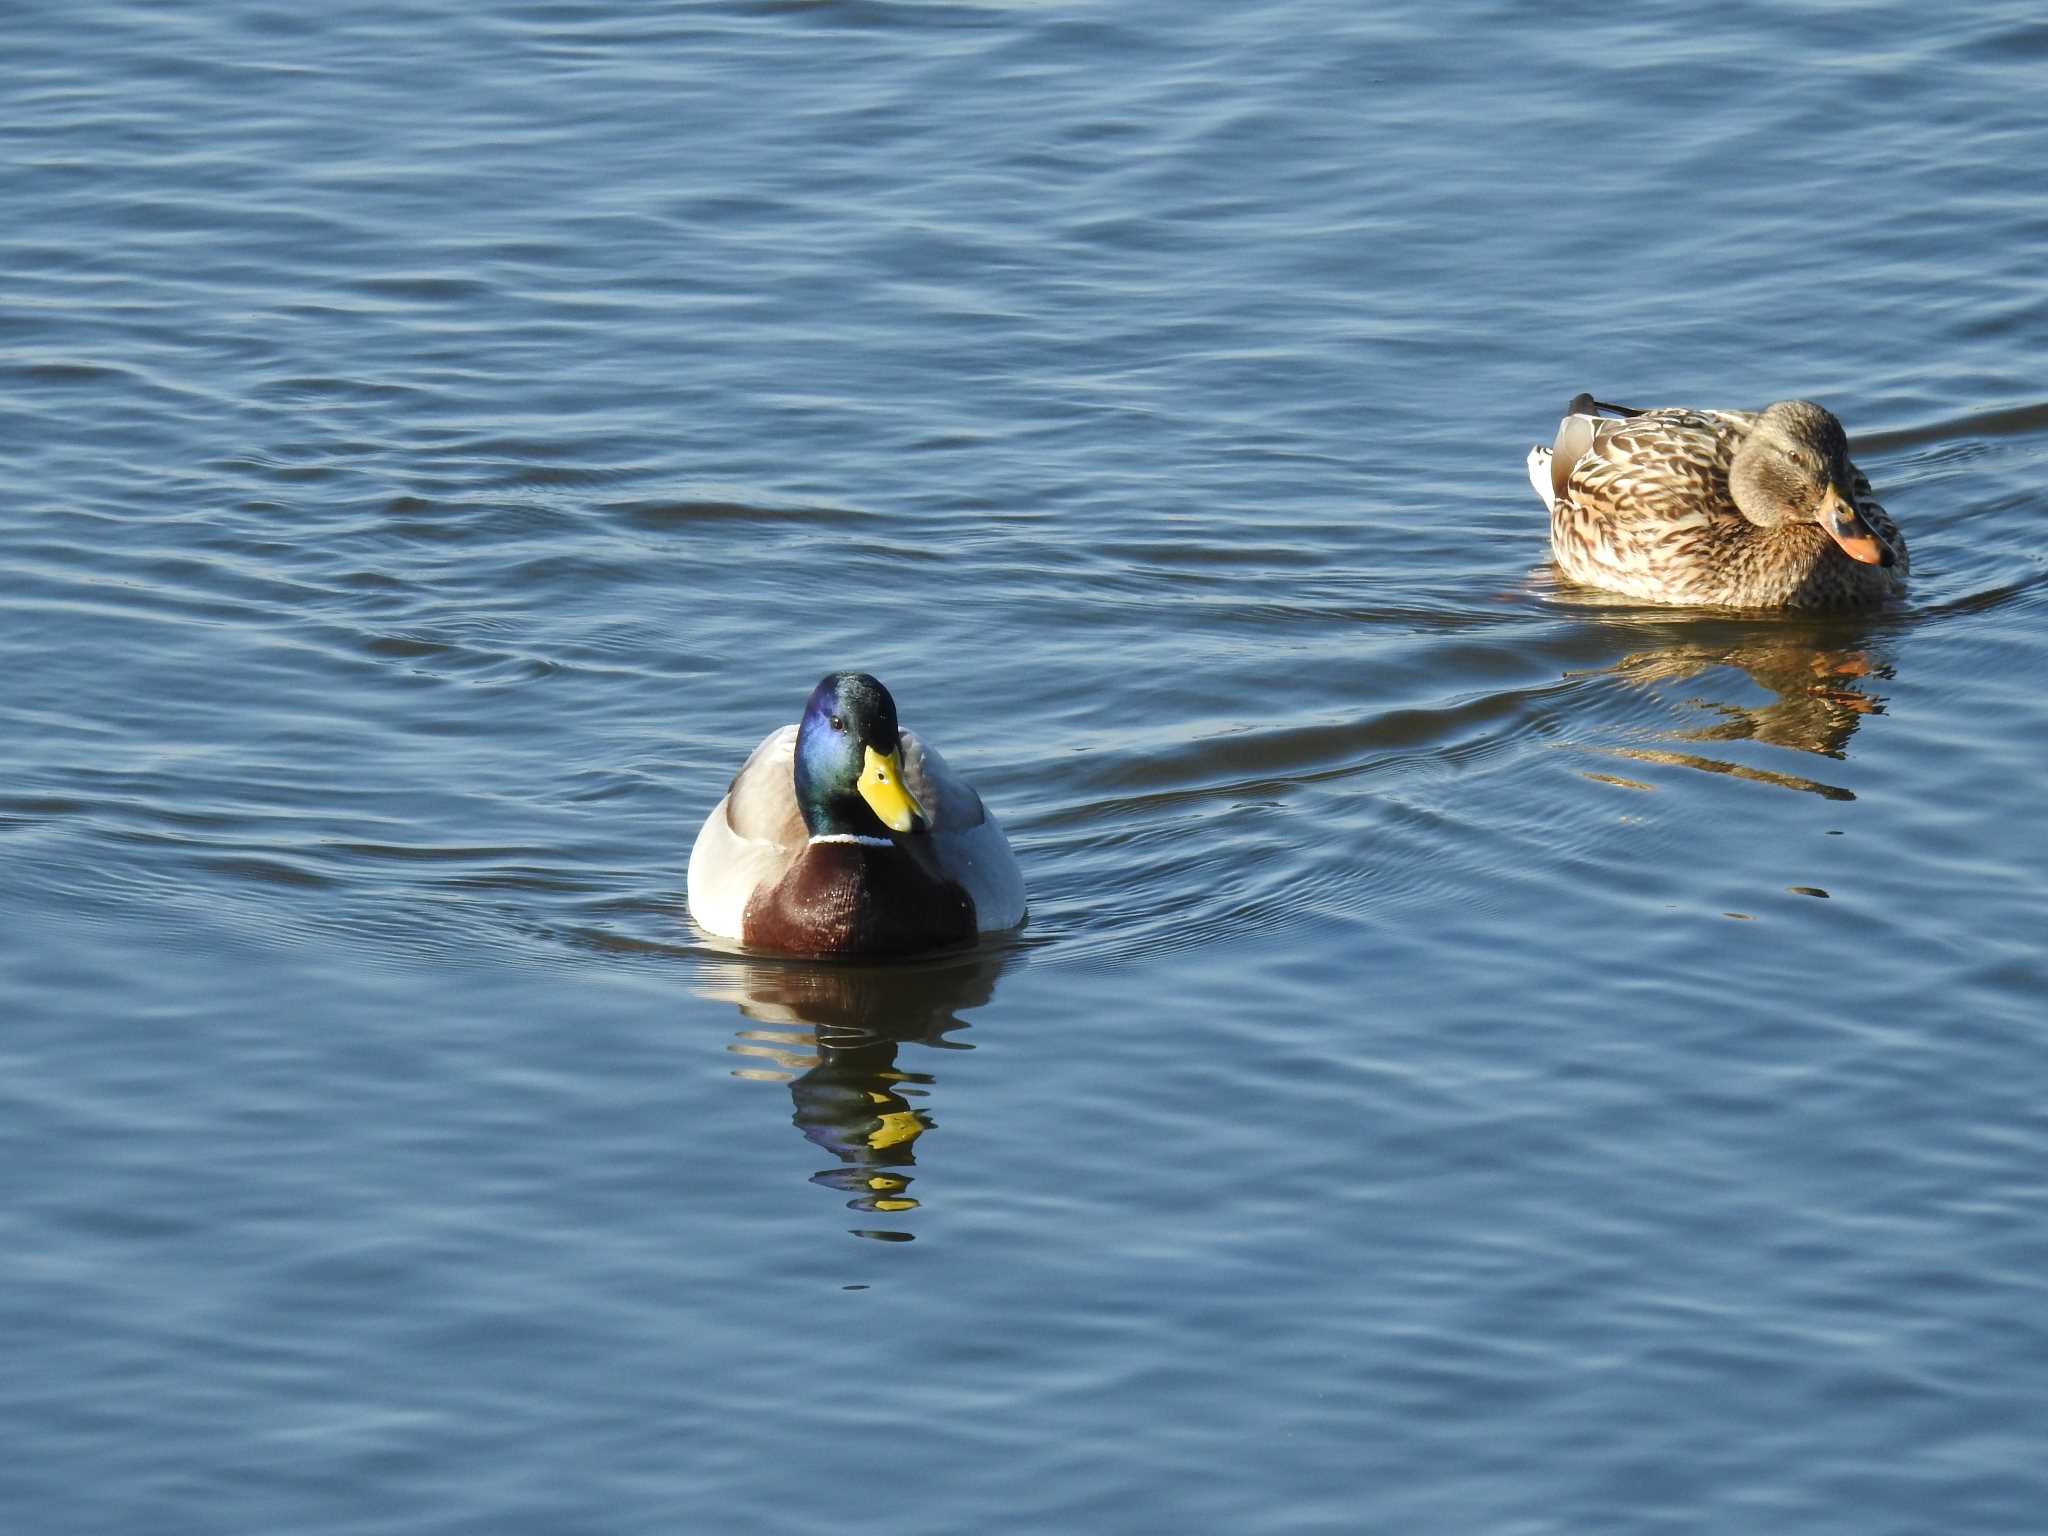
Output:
[742, 839, 977, 958]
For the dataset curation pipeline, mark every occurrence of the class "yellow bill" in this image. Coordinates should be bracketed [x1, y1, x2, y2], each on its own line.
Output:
[858, 744, 926, 833]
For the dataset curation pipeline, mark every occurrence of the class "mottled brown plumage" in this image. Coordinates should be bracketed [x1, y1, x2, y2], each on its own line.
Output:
[1527, 399, 1909, 608]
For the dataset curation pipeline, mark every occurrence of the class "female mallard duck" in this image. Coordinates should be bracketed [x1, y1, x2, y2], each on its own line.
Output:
[1527, 395, 1908, 608]
[687, 672, 1026, 957]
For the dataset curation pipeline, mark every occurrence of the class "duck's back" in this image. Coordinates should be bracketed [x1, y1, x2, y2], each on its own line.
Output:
[1558, 408, 1750, 526]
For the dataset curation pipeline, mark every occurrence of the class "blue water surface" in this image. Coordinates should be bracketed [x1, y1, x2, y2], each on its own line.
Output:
[4, 2, 2047, 1531]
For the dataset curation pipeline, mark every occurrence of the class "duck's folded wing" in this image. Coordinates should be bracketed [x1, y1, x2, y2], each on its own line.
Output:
[687, 725, 804, 939]
[898, 730, 987, 833]
[900, 729, 1027, 932]
[1565, 409, 1744, 529]
[722, 725, 804, 842]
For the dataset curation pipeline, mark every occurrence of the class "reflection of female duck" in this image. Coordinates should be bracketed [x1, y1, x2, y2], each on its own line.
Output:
[1601, 628, 1890, 759]
[696, 950, 1011, 1239]
[688, 673, 1026, 957]
[1529, 397, 1908, 608]
[1573, 616, 1898, 801]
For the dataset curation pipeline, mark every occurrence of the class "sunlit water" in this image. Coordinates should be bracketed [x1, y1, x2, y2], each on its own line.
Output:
[5, 2, 2047, 1531]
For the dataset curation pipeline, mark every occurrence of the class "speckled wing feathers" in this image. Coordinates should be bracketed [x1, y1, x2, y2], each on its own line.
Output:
[1547, 410, 1741, 601]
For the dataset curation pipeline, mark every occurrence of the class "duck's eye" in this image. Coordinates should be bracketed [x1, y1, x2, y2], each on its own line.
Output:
[830, 714, 845, 732]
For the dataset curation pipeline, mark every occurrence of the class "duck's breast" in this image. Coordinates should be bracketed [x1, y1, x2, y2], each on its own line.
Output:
[742, 838, 976, 957]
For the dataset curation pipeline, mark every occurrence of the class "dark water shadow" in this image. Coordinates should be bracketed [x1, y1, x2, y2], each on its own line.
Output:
[691, 946, 1017, 1242]
[1855, 398, 2048, 453]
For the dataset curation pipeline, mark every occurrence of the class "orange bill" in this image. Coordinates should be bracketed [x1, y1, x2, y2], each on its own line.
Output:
[1819, 483, 1895, 567]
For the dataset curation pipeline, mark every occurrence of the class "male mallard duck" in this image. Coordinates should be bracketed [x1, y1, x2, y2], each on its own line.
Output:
[1527, 395, 1908, 608]
[687, 672, 1026, 957]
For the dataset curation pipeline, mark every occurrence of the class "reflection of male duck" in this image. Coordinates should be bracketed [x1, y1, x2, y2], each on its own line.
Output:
[694, 950, 1011, 1241]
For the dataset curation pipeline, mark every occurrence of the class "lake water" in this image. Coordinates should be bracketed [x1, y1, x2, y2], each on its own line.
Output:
[5, 2, 2047, 1530]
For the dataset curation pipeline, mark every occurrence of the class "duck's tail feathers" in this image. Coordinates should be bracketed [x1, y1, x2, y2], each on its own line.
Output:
[1532, 396, 1648, 510]
[1526, 445, 1558, 511]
